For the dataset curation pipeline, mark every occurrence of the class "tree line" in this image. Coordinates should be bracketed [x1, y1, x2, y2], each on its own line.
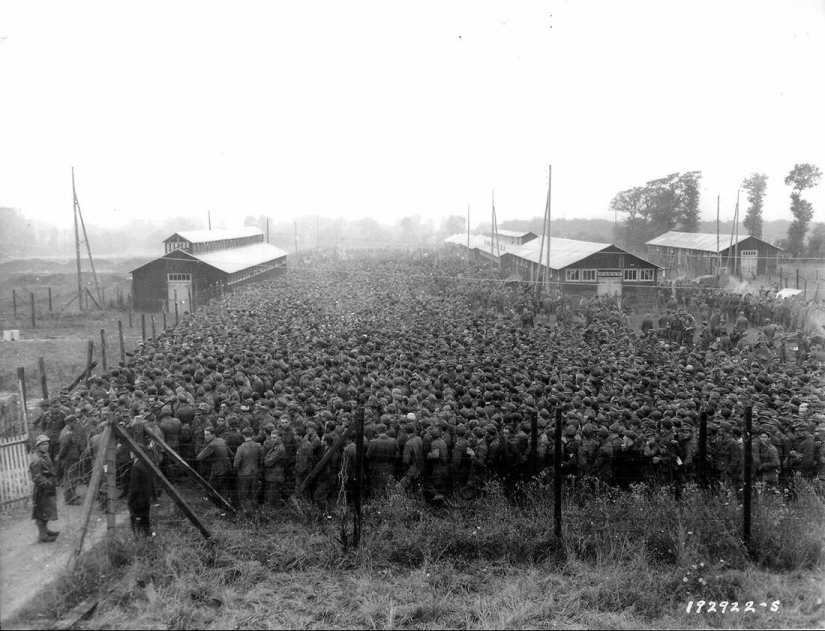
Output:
[610, 164, 822, 258]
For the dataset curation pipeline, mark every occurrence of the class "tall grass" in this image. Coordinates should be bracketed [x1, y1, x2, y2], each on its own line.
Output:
[9, 478, 825, 629]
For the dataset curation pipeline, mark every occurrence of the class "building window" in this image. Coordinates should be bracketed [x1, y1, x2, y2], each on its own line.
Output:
[168, 273, 192, 282]
[639, 268, 654, 281]
[741, 250, 758, 257]
[581, 269, 596, 281]
[566, 269, 580, 282]
[623, 269, 638, 281]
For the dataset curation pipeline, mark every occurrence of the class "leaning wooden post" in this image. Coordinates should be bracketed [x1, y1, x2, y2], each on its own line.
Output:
[17, 367, 29, 436]
[105, 419, 117, 531]
[67, 424, 112, 574]
[100, 329, 108, 371]
[38, 356, 48, 400]
[85, 341, 94, 388]
[112, 423, 212, 539]
[48, 287, 52, 312]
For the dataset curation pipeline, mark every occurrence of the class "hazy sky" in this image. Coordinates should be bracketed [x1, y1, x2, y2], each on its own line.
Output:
[1, 0, 824, 234]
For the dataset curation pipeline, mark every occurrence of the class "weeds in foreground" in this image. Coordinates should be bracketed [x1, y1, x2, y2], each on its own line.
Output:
[9, 478, 825, 629]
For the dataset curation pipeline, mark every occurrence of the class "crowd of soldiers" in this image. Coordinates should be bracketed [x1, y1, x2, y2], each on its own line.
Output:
[31, 250, 825, 520]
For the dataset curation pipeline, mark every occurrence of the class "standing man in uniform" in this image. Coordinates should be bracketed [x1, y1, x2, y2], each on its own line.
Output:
[30, 435, 60, 542]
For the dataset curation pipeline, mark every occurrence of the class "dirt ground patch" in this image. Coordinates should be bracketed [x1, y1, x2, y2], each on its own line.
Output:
[0, 489, 132, 628]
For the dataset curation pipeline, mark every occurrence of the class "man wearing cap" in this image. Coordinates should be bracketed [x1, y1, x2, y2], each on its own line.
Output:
[714, 422, 741, 487]
[234, 427, 263, 509]
[57, 415, 84, 505]
[401, 424, 424, 494]
[757, 429, 780, 488]
[30, 435, 60, 542]
[674, 423, 698, 486]
[42, 398, 66, 462]
[128, 448, 155, 537]
[367, 423, 398, 498]
[196, 427, 233, 500]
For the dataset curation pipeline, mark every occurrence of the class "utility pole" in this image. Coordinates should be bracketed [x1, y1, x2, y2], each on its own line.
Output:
[466, 205, 470, 263]
[208, 210, 212, 230]
[716, 195, 722, 274]
[294, 220, 299, 254]
[545, 165, 552, 293]
[266, 218, 269, 244]
[72, 168, 104, 308]
[73, 168, 83, 311]
[733, 190, 741, 279]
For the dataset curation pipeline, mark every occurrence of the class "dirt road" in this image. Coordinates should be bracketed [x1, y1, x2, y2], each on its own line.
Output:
[0, 486, 130, 628]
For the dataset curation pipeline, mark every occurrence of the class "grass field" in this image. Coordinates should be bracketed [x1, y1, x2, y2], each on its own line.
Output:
[6, 479, 824, 630]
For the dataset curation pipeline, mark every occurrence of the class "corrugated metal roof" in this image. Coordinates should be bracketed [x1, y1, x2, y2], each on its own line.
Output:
[187, 242, 288, 274]
[165, 227, 264, 244]
[444, 234, 507, 256]
[493, 229, 535, 239]
[646, 231, 750, 253]
[509, 237, 612, 269]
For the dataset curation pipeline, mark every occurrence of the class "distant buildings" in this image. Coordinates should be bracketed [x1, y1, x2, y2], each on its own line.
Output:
[645, 231, 781, 280]
[130, 228, 288, 311]
[444, 233, 661, 303]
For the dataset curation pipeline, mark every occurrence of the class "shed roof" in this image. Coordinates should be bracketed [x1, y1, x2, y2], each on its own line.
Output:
[646, 231, 752, 253]
[494, 229, 536, 239]
[164, 227, 264, 244]
[130, 242, 289, 275]
[508, 237, 613, 270]
[187, 242, 288, 273]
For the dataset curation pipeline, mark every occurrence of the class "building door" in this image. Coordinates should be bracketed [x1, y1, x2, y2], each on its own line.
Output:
[167, 273, 192, 314]
[598, 278, 622, 298]
[740, 250, 758, 279]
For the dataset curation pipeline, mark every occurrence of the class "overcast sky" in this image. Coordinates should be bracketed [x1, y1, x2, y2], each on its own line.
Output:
[1, 0, 823, 234]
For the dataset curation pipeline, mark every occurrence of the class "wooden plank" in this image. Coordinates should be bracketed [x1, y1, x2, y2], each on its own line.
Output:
[53, 593, 102, 630]
[67, 425, 112, 574]
[112, 423, 212, 539]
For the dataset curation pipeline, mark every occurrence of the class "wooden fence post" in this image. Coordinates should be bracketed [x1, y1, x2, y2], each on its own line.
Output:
[141, 314, 146, 341]
[128, 310, 133, 329]
[162, 311, 167, 331]
[28, 290, 36, 329]
[67, 424, 112, 574]
[100, 329, 107, 371]
[17, 367, 28, 430]
[38, 356, 48, 400]
[118, 320, 125, 363]
[85, 341, 94, 388]
[151, 315, 156, 340]
[48, 287, 52, 312]
[12, 289, 17, 319]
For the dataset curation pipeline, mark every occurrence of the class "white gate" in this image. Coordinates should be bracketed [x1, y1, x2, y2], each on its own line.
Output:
[0, 392, 31, 509]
